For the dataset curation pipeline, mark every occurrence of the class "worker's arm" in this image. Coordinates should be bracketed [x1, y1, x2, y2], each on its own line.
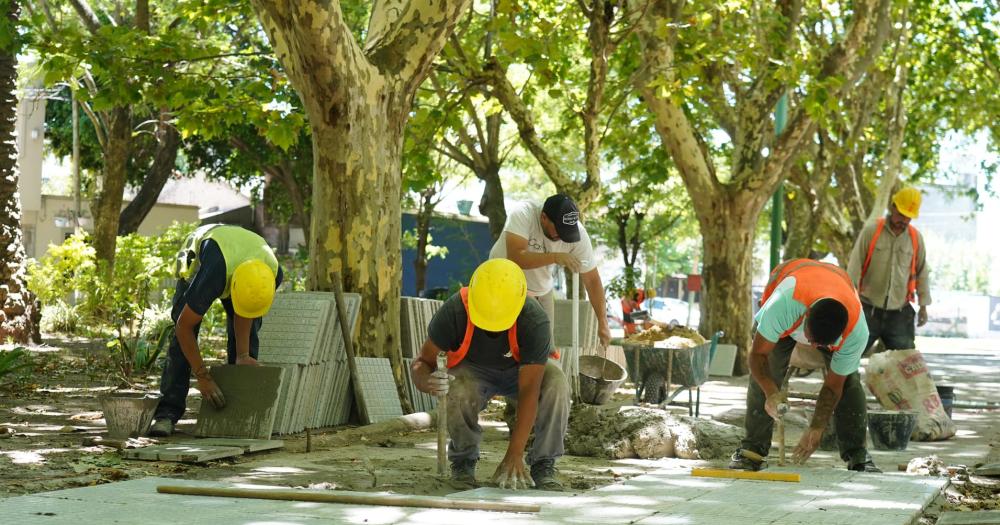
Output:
[411, 339, 452, 395]
[846, 223, 873, 287]
[748, 332, 780, 416]
[175, 305, 225, 409]
[793, 371, 846, 464]
[581, 268, 611, 346]
[505, 232, 580, 272]
[492, 363, 544, 489]
[233, 315, 259, 365]
[914, 230, 931, 325]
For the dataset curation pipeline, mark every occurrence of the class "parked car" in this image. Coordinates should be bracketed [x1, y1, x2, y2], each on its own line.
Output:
[644, 297, 700, 328]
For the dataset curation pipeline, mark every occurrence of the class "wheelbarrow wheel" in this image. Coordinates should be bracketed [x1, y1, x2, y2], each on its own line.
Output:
[641, 372, 666, 404]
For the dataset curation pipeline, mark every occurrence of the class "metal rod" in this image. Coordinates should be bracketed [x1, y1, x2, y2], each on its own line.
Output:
[436, 352, 448, 477]
[156, 485, 541, 513]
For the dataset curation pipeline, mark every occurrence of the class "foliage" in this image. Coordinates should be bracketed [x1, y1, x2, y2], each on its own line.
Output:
[28, 222, 197, 379]
[605, 267, 643, 301]
[0, 347, 32, 383]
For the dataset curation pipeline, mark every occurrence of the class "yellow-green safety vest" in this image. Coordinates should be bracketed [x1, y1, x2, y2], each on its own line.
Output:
[174, 224, 279, 298]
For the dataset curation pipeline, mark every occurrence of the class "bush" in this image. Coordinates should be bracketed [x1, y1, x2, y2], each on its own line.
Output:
[0, 348, 32, 384]
[28, 222, 198, 380]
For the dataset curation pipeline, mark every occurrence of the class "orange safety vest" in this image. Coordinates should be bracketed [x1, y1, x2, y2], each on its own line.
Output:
[760, 259, 862, 351]
[622, 289, 646, 336]
[860, 218, 920, 304]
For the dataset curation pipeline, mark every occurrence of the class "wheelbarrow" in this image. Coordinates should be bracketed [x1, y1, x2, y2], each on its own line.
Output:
[619, 330, 723, 416]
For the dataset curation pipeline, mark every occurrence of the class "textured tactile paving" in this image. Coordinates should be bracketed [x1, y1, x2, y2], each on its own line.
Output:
[355, 357, 403, 424]
[194, 365, 284, 439]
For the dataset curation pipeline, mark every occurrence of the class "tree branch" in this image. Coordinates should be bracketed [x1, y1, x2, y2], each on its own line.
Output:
[68, 0, 103, 34]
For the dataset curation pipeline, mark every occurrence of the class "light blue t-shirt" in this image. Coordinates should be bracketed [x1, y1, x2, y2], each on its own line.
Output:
[754, 276, 869, 375]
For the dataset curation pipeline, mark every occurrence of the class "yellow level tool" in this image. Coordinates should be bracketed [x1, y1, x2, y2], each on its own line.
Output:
[691, 468, 801, 483]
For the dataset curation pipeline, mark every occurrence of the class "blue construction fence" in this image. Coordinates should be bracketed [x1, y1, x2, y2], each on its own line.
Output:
[400, 212, 494, 298]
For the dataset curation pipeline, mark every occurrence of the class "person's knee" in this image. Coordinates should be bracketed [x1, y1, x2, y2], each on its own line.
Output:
[540, 364, 570, 403]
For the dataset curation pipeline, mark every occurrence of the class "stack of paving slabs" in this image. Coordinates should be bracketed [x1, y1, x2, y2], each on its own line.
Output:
[402, 358, 438, 413]
[258, 292, 362, 434]
[399, 297, 445, 358]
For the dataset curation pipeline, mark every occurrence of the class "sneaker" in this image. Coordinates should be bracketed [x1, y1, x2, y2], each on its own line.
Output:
[148, 418, 174, 437]
[848, 460, 882, 473]
[530, 459, 564, 491]
[728, 449, 766, 471]
[451, 459, 477, 483]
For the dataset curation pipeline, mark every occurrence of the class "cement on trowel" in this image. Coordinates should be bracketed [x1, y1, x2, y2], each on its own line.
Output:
[194, 365, 284, 439]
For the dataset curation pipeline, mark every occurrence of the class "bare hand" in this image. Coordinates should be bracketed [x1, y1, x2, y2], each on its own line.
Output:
[236, 355, 259, 366]
[428, 368, 455, 397]
[491, 455, 533, 490]
[598, 324, 611, 347]
[764, 391, 787, 420]
[792, 427, 823, 464]
[197, 374, 226, 409]
[552, 253, 582, 273]
[917, 306, 928, 327]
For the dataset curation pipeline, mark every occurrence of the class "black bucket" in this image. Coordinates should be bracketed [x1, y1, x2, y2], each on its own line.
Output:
[936, 385, 955, 419]
[868, 410, 918, 451]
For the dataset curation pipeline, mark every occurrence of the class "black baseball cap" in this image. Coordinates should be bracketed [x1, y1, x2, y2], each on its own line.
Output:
[542, 194, 581, 243]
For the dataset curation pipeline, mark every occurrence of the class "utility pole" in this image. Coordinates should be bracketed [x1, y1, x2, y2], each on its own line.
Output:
[769, 93, 788, 271]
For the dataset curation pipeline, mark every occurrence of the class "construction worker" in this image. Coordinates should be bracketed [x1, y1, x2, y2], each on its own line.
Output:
[847, 187, 931, 353]
[729, 259, 880, 473]
[148, 224, 283, 437]
[410, 259, 570, 490]
[488, 193, 611, 347]
[622, 288, 647, 336]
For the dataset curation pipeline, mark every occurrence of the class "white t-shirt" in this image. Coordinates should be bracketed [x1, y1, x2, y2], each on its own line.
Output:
[488, 201, 597, 296]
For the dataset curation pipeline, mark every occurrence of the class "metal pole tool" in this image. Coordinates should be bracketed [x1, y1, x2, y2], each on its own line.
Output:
[436, 351, 448, 477]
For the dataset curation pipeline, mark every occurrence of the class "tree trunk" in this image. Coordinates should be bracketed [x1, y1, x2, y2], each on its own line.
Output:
[0, 0, 38, 344]
[118, 120, 180, 235]
[699, 196, 757, 376]
[413, 191, 432, 294]
[91, 106, 131, 268]
[477, 164, 506, 241]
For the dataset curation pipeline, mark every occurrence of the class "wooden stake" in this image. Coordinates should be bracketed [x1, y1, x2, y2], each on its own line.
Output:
[156, 485, 540, 513]
[691, 468, 800, 483]
[331, 275, 367, 423]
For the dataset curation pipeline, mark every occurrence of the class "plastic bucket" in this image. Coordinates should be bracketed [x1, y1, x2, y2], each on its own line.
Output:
[867, 410, 918, 451]
[579, 355, 627, 405]
[101, 393, 161, 438]
[936, 385, 955, 419]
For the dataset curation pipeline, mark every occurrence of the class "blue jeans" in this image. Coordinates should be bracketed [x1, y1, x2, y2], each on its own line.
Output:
[153, 279, 261, 423]
[447, 360, 570, 465]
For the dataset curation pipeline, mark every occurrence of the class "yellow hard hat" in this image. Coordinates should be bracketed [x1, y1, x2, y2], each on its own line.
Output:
[231, 260, 276, 318]
[892, 187, 922, 219]
[468, 259, 527, 332]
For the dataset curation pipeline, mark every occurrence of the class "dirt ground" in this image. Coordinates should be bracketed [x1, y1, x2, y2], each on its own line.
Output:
[1, 335, 998, 524]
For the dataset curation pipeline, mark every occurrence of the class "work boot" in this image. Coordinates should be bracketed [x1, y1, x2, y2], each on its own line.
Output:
[728, 448, 766, 471]
[530, 459, 564, 491]
[848, 459, 882, 473]
[451, 459, 477, 484]
[148, 418, 174, 437]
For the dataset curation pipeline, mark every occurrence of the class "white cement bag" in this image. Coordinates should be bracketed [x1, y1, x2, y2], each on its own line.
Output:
[864, 349, 956, 441]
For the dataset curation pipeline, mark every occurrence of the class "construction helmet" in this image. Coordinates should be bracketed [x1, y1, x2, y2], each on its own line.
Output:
[231, 260, 276, 318]
[892, 187, 922, 219]
[467, 259, 527, 332]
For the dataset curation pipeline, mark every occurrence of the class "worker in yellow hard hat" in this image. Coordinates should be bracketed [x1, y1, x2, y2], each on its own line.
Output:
[411, 259, 570, 491]
[149, 224, 283, 437]
[847, 187, 931, 354]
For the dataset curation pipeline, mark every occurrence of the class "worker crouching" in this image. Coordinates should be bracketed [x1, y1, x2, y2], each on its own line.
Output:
[410, 259, 570, 490]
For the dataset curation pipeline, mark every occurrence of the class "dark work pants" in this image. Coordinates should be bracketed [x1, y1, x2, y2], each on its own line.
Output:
[863, 302, 916, 353]
[740, 335, 870, 466]
[153, 279, 262, 423]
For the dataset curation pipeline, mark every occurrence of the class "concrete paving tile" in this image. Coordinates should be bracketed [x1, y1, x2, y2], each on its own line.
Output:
[936, 510, 1000, 524]
[355, 357, 403, 424]
[176, 438, 284, 453]
[195, 365, 284, 439]
[121, 443, 245, 462]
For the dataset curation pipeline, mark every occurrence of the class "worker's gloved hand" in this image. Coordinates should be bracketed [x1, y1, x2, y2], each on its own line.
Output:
[792, 427, 823, 464]
[764, 390, 788, 420]
[196, 373, 226, 409]
[917, 306, 928, 327]
[236, 354, 259, 366]
[491, 455, 533, 490]
[428, 368, 455, 397]
[552, 253, 582, 273]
